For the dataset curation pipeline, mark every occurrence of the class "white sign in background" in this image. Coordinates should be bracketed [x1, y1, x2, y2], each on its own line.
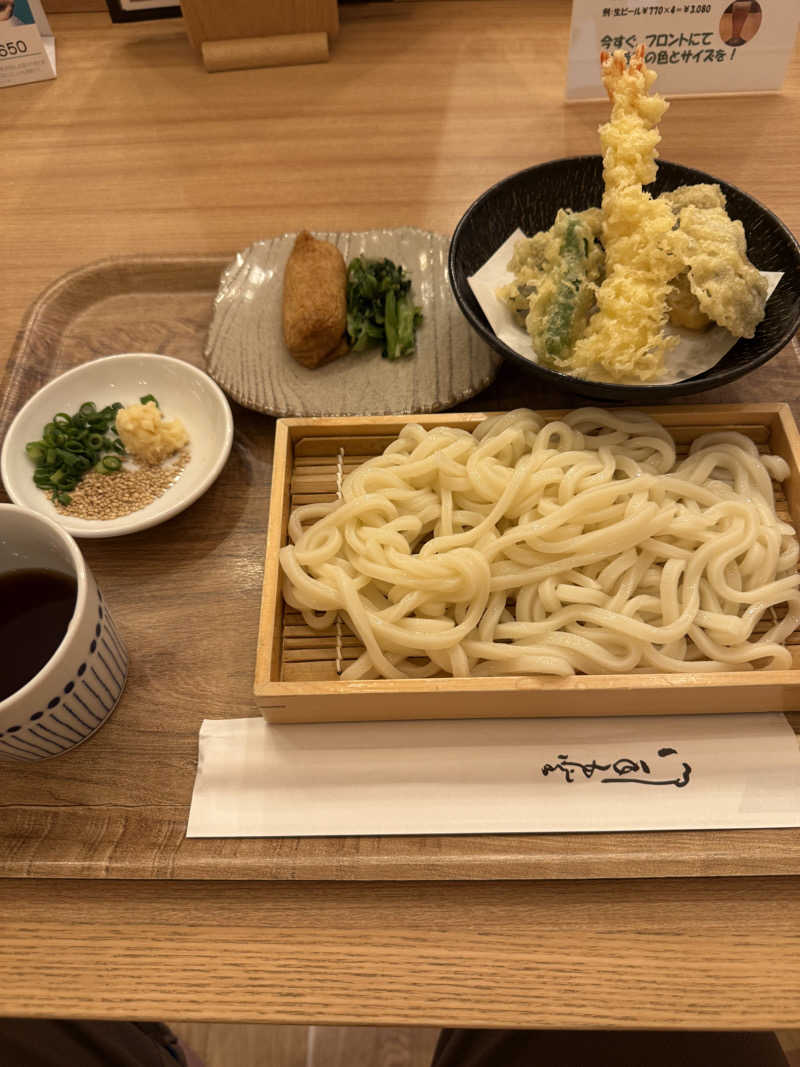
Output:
[0, 0, 55, 89]
[566, 0, 799, 98]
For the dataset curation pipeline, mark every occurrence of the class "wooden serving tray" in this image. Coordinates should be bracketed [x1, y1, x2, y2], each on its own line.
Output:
[257, 405, 800, 722]
[1, 255, 799, 882]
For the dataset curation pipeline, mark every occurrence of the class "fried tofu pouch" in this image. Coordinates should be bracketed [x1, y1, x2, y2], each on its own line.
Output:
[282, 230, 350, 368]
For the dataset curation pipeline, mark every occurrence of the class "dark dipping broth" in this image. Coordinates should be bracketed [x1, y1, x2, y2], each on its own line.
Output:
[0, 569, 77, 703]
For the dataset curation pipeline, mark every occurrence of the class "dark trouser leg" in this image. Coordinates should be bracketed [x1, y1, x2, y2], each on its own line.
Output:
[0, 1020, 187, 1067]
[430, 1028, 790, 1067]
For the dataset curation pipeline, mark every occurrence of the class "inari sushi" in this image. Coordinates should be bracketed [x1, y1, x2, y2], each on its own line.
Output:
[282, 230, 350, 368]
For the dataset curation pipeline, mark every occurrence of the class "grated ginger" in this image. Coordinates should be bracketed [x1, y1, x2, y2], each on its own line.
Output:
[115, 401, 189, 465]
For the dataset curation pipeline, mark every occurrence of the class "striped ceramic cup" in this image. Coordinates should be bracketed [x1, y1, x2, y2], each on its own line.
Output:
[0, 504, 128, 761]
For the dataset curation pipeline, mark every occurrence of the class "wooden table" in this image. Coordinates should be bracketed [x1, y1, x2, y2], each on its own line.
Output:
[2, 1, 800, 1029]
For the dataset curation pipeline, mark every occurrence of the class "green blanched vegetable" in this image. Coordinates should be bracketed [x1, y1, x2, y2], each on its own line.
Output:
[346, 257, 423, 361]
[25, 400, 126, 505]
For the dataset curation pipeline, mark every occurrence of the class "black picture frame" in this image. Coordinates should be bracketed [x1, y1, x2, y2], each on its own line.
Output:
[106, 0, 182, 23]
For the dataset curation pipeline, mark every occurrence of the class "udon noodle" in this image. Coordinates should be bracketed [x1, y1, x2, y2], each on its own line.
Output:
[280, 409, 800, 679]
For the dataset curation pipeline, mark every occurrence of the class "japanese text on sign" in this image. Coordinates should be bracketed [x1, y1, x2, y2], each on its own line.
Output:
[566, 0, 796, 99]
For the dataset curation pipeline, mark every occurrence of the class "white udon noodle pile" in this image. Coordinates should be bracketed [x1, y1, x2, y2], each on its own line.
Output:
[280, 408, 800, 679]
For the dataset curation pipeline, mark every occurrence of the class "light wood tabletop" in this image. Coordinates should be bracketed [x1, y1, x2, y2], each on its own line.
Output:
[1, 0, 800, 1029]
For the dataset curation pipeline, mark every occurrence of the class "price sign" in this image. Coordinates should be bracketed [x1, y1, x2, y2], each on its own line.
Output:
[0, 0, 56, 90]
[566, 0, 798, 98]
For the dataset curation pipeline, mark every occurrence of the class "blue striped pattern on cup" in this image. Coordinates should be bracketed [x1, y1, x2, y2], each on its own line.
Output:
[0, 587, 128, 762]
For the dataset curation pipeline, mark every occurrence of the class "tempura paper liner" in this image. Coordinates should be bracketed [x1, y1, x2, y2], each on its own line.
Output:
[468, 228, 783, 386]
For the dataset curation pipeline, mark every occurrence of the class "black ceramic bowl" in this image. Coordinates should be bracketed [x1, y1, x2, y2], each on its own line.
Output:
[448, 156, 800, 403]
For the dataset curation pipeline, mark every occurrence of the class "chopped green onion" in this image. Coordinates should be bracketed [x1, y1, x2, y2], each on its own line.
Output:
[25, 398, 129, 505]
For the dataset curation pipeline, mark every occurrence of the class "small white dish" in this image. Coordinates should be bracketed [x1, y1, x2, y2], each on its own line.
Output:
[0, 353, 234, 539]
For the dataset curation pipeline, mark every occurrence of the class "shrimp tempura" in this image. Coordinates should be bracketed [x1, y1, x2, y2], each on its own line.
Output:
[565, 47, 687, 382]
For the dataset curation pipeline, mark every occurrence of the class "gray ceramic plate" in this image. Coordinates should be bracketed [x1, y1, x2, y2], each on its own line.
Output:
[204, 228, 501, 417]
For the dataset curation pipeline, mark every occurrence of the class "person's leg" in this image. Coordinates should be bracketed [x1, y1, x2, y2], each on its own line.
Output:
[430, 1028, 790, 1067]
[0, 1019, 188, 1067]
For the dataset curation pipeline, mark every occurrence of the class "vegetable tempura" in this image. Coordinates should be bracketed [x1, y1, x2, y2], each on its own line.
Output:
[497, 208, 603, 361]
[497, 47, 768, 383]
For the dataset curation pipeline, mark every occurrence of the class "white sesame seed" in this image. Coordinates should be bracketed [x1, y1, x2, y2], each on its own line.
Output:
[52, 449, 191, 521]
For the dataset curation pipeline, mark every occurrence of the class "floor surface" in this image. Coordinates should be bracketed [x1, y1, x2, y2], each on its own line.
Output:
[169, 1023, 800, 1066]
[169, 1024, 440, 1067]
